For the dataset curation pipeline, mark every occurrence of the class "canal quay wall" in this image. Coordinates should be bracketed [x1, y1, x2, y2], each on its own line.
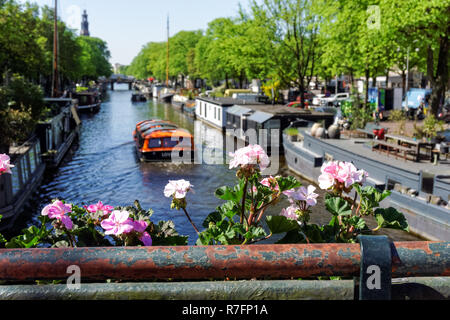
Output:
[0, 98, 81, 231]
[283, 129, 450, 241]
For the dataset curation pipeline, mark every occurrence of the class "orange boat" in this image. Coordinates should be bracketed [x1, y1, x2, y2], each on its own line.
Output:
[133, 119, 195, 162]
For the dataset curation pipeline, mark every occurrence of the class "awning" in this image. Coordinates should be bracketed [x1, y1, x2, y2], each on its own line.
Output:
[246, 111, 274, 124]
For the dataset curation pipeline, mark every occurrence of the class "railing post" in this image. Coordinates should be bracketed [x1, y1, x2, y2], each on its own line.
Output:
[357, 235, 392, 300]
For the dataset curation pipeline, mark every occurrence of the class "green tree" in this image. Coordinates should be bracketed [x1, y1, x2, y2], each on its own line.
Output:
[76, 36, 112, 80]
[0, 1, 45, 82]
[249, 0, 321, 107]
[168, 30, 203, 86]
[381, 0, 449, 116]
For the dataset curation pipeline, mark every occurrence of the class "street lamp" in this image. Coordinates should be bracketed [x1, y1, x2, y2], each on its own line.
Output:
[403, 40, 419, 113]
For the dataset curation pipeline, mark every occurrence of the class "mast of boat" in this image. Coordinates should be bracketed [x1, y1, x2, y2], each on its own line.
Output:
[166, 14, 169, 87]
[51, 0, 59, 97]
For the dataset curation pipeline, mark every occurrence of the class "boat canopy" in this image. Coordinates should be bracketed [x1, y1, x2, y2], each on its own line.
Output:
[226, 105, 253, 117]
[247, 111, 274, 124]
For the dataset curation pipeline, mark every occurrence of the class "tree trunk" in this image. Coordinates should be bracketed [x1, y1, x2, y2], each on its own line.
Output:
[225, 73, 229, 89]
[429, 31, 449, 116]
[364, 67, 370, 109]
[401, 70, 406, 98]
[385, 69, 390, 88]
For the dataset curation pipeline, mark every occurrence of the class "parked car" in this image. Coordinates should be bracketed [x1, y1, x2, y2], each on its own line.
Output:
[320, 93, 350, 106]
[312, 94, 325, 106]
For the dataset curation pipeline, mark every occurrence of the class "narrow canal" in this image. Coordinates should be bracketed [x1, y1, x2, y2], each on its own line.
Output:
[11, 84, 422, 243]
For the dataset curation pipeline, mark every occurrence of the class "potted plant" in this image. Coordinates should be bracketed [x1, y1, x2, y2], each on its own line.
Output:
[285, 127, 299, 141]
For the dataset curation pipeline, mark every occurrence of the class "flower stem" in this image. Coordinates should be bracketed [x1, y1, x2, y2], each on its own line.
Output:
[182, 207, 200, 235]
[240, 178, 249, 225]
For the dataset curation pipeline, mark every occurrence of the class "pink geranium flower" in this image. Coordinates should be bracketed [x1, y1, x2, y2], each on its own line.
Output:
[139, 232, 153, 246]
[0, 154, 14, 175]
[41, 200, 73, 230]
[229, 144, 270, 171]
[132, 220, 148, 233]
[85, 201, 114, 216]
[100, 210, 134, 236]
[260, 176, 280, 192]
[318, 161, 368, 190]
[283, 185, 318, 207]
[281, 205, 300, 220]
[164, 179, 193, 199]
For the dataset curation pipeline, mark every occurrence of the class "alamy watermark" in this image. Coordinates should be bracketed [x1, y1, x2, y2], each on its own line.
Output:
[66, 265, 81, 290]
[366, 5, 380, 30]
[169, 128, 281, 175]
[366, 264, 381, 290]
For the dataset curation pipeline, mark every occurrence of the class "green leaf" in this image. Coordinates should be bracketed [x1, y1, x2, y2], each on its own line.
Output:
[276, 230, 305, 244]
[152, 235, 188, 246]
[325, 197, 352, 216]
[244, 226, 266, 240]
[214, 179, 245, 203]
[374, 207, 409, 232]
[277, 176, 301, 192]
[344, 216, 367, 230]
[202, 211, 222, 229]
[265, 215, 299, 234]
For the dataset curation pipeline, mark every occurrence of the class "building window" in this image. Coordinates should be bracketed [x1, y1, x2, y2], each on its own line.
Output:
[214, 107, 217, 119]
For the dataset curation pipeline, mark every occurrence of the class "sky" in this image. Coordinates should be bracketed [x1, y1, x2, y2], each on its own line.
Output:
[19, 0, 249, 65]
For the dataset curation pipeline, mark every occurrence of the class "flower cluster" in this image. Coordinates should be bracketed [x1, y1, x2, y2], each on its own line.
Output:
[229, 144, 270, 175]
[164, 179, 193, 199]
[101, 210, 152, 246]
[318, 161, 368, 192]
[0, 154, 14, 175]
[260, 175, 280, 193]
[164, 179, 199, 234]
[85, 201, 114, 217]
[41, 200, 73, 230]
[281, 185, 319, 223]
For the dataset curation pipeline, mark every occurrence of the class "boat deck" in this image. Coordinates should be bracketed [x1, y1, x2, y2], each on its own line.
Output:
[294, 135, 450, 176]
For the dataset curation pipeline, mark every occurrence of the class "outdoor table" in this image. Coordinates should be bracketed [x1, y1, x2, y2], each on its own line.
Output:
[384, 134, 435, 162]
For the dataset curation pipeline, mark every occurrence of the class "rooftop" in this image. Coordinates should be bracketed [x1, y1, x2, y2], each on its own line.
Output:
[234, 103, 334, 116]
[196, 97, 335, 116]
[195, 97, 252, 106]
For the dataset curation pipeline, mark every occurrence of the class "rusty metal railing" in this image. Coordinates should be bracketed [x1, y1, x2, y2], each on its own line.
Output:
[0, 236, 448, 300]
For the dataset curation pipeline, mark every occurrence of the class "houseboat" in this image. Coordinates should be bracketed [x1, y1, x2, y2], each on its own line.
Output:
[195, 97, 250, 131]
[0, 137, 46, 231]
[36, 98, 81, 169]
[72, 91, 101, 113]
[225, 103, 335, 154]
[131, 92, 147, 102]
[133, 119, 195, 162]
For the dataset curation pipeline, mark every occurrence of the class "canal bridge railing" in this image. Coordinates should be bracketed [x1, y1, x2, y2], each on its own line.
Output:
[0, 236, 448, 300]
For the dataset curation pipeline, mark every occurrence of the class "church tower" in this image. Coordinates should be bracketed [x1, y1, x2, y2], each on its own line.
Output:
[81, 10, 90, 36]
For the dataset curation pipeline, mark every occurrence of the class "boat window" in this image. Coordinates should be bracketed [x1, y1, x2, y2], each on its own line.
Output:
[147, 138, 162, 148]
[162, 137, 181, 148]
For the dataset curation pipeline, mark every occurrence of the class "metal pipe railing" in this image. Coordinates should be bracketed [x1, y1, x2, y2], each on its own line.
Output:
[0, 241, 448, 282]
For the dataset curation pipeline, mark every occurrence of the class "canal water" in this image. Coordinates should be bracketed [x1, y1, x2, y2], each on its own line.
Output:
[11, 84, 422, 243]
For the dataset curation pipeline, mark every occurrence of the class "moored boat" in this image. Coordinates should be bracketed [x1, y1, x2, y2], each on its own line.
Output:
[73, 91, 101, 113]
[133, 119, 195, 162]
